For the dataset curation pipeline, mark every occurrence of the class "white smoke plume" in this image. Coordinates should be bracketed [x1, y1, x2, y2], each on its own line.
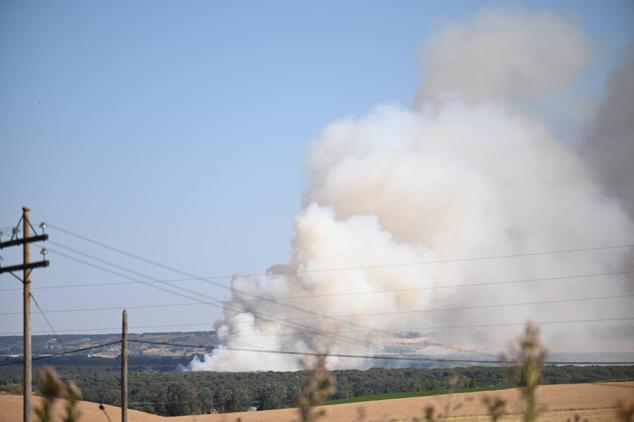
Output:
[189, 10, 634, 371]
[417, 9, 590, 104]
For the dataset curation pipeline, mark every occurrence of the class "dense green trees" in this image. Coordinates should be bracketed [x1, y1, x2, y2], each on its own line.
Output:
[259, 383, 288, 410]
[164, 382, 198, 416]
[197, 386, 215, 414]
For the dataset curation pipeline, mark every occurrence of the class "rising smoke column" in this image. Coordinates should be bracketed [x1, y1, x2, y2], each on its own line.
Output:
[579, 40, 634, 301]
[189, 10, 634, 371]
[581, 41, 634, 217]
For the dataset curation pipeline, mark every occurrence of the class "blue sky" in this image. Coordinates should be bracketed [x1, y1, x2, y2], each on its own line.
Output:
[1, 0, 632, 335]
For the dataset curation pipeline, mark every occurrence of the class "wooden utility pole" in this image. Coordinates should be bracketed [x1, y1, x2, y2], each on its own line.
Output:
[121, 309, 128, 422]
[22, 207, 32, 422]
[0, 207, 49, 422]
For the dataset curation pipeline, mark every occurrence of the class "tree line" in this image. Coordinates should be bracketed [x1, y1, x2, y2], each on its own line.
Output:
[1, 359, 632, 416]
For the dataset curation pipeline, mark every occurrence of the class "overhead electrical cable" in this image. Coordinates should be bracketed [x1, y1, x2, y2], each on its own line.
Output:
[0, 340, 121, 367]
[0, 323, 214, 335]
[42, 246, 391, 352]
[0, 302, 206, 315]
[0, 268, 631, 294]
[45, 239, 487, 357]
[44, 224, 634, 357]
[1, 337, 631, 367]
[188, 316, 634, 338]
[127, 339, 634, 365]
[47, 240, 406, 346]
[30, 293, 67, 352]
[2, 316, 632, 337]
[289, 293, 634, 320]
[0, 292, 632, 319]
[47, 224, 634, 277]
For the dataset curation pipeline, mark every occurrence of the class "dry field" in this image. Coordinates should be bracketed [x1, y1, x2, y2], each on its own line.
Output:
[1, 382, 632, 422]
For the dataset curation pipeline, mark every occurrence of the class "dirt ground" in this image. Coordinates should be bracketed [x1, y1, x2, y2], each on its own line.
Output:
[0, 394, 161, 422]
[1, 382, 633, 422]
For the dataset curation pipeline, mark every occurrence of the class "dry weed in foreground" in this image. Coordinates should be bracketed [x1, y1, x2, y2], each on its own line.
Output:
[482, 396, 506, 422]
[616, 397, 634, 421]
[504, 321, 548, 422]
[97, 404, 113, 422]
[411, 406, 438, 422]
[62, 382, 82, 422]
[413, 323, 548, 422]
[35, 366, 83, 422]
[296, 355, 336, 422]
[412, 372, 463, 422]
[356, 406, 366, 422]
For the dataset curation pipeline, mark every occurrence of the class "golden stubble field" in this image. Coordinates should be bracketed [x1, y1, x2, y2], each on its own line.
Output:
[1, 382, 632, 422]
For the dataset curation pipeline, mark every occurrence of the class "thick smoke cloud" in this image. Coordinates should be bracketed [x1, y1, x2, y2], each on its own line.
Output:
[417, 10, 590, 105]
[189, 10, 634, 371]
[581, 42, 634, 216]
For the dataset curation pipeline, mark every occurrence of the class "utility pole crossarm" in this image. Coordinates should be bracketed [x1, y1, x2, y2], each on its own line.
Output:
[0, 261, 49, 274]
[0, 207, 49, 422]
[0, 234, 48, 249]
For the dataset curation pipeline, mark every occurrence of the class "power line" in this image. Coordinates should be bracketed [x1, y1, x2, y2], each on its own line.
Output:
[43, 225, 634, 357]
[1, 337, 631, 370]
[2, 262, 627, 362]
[42, 243, 476, 356]
[30, 293, 67, 352]
[0, 302, 206, 315]
[128, 339, 501, 364]
[254, 270, 634, 301]
[342, 317, 634, 333]
[2, 316, 632, 337]
[129, 340, 502, 363]
[196, 316, 634, 338]
[42, 234, 633, 357]
[47, 223, 634, 278]
[128, 339, 634, 366]
[1, 268, 631, 295]
[44, 241, 397, 348]
[37, 247, 390, 353]
[0, 323, 214, 336]
[19, 241, 633, 358]
[1, 292, 631, 319]
[0, 340, 121, 367]
[291, 293, 634, 320]
[2, 223, 630, 370]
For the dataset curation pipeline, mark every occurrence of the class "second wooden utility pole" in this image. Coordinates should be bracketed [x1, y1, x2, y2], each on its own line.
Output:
[121, 309, 128, 422]
[22, 207, 31, 422]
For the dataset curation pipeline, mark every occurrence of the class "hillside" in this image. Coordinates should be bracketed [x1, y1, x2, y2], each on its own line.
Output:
[1, 382, 632, 422]
[0, 332, 217, 358]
